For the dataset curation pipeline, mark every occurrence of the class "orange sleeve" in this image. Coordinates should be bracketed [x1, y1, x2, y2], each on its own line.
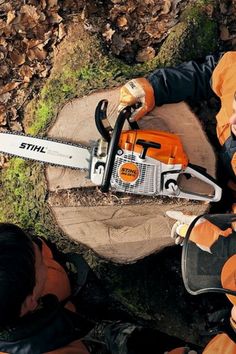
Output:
[190, 219, 232, 248]
[40, 240, 71, 301]
[203, 333, 236, 354]
[211, 52, 236, 144]
[211, 52, 236, 98]
[45, 339, 90, 354]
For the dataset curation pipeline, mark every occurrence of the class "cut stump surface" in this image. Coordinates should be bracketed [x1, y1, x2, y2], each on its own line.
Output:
[46, 88, 217, 263]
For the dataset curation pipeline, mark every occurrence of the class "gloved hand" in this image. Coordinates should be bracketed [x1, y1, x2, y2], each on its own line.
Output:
[166, 211, 197, 245]
[118, 78, 155, 122]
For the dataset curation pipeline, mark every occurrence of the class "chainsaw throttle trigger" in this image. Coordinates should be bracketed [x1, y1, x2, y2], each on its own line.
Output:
[95, 99, 113, 143]
[136, 139, 161, 159]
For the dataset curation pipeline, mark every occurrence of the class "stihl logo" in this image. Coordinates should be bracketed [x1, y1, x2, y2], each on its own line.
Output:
[19, 142, 46, 153]
[129, 81, 136, 89]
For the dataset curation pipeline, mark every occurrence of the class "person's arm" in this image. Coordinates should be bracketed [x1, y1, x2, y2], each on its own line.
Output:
[149, 54, 220, 106]
[118, 54, 222, 121]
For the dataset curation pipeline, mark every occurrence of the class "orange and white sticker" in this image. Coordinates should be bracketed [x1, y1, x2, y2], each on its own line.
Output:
[118, 162, 139, 183]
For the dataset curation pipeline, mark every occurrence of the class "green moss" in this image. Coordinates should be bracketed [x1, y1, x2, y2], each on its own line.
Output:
[155, 9, 217, 67]
[0, 158, 53, 235]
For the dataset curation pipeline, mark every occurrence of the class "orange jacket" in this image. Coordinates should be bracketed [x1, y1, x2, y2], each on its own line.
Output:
[211, 52, 236, 146]
[0, 240, 90, 354]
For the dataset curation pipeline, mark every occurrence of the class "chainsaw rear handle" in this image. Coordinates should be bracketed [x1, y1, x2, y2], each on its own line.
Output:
[95, 99, 139, 143]
[101, 105, 134, 192]
[178, 164, 222, 202]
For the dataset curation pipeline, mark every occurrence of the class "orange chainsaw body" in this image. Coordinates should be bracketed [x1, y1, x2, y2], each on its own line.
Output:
[119, 129, 189, 167]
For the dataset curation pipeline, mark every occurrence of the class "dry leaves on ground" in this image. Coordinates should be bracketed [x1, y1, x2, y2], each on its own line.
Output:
[0, 0, 84, 135]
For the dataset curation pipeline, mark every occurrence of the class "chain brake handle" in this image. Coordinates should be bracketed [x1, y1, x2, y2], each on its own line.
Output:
[94, 99, 141, 192]
[95, 100, 140, 143]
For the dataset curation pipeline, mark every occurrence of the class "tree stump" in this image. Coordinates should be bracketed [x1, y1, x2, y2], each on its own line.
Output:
[46, 88, 217, 263]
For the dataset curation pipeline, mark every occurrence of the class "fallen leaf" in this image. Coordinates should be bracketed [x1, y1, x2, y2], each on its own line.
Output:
[0, 82, 20, 95]
[111, 33, 127, 55]
[9, 120, 23, 132]
[220, 24, 230, 40]
[9, 49, 26, 65]
[144, 0, 155, 4]
[27, 46, 47, 61]
[47, 0, 58, 7]
[204, 4, 214, 17]
[219, 2, 228, 14]
[7, 10, 16, 25]
[0, 65, 10, 78]
[0, 92, 11, 104]
[102, 25, 115, 41]
[20, 5, 41, 29]
[135, 46, 155, 62]
[0, 19, 6, 31]
[49, 10, 63, 24]
[0, 104, 6, 125]
[58, 22, 66, 40]
[161, 0, 172, 15]
[19, 65, 34, 83]
[9, 107, 17, 121]
[117, 16, 128, 28]
[40, 0, 47, 10]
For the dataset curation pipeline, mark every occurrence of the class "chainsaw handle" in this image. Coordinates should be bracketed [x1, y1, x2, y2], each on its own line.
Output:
[177, 164, 222, 202]
[101, 106, 133, 193]
[95, 99, 113, 142]
[95, 100, 140, 143]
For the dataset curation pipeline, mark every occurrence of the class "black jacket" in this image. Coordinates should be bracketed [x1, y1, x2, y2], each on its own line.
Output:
[148, 54, 221, 105]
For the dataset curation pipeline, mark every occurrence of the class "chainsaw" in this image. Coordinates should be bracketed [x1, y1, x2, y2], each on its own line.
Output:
[0, 99, 222, 202]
